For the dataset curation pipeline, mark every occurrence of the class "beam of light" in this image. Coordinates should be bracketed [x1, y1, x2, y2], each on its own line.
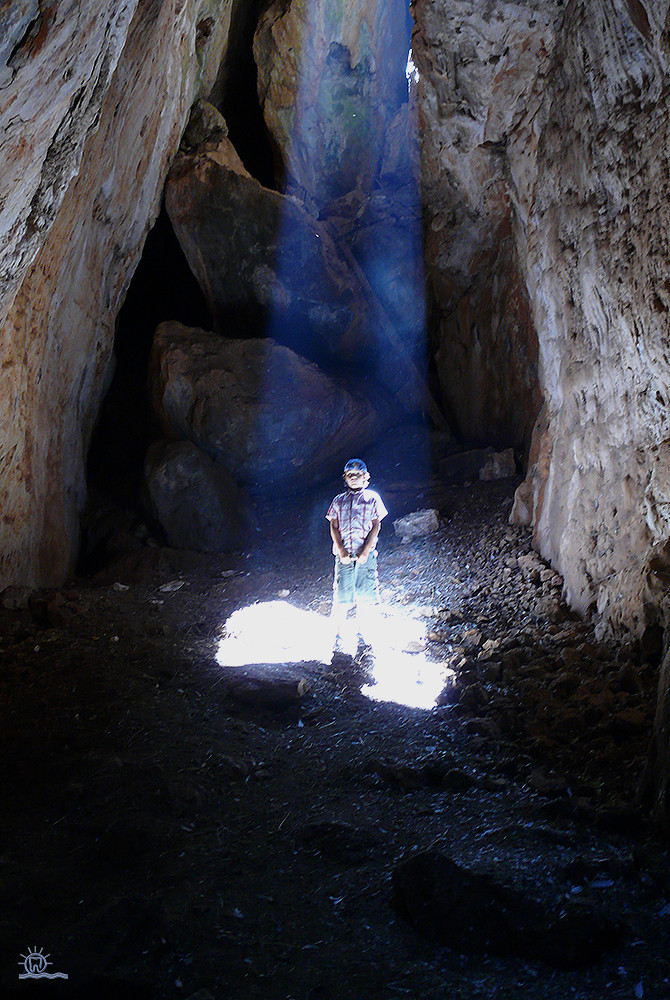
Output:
[215, 600, 334, 667]
[257, 0, 430, 439]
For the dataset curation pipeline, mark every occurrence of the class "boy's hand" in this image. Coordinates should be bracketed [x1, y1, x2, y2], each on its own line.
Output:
[357, 551, 369, 565]
[339, 552, 352, 564]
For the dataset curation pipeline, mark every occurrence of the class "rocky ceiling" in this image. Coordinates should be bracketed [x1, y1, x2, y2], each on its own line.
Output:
[1, 0, 670, 669]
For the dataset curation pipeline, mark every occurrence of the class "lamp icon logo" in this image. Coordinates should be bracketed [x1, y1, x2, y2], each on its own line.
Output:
[18, 947, 68, 980]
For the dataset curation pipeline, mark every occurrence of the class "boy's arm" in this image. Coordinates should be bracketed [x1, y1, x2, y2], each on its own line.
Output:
[357, 518, 380, 563]
[329, 518, 352, 563]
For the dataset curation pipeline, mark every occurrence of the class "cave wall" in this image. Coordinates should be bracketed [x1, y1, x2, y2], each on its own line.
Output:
[412, 0, 670, 645]
[0, 0, 232, 587]
[412, 0, 558, 452]
[522, 0, 670, 634]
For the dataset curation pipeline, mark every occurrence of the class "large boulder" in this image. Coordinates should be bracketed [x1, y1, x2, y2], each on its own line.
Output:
[0, 0, 232, 588]
[149, 321, 394, 491]
[165, 102, 431, 412]
[165, 110, 370, 368]
[144, 440, 252, 553]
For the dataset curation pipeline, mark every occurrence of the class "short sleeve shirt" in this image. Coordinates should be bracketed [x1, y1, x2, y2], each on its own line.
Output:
[326, 488, 388, 555]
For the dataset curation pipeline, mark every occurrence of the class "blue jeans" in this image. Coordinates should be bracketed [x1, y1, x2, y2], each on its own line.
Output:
[333, 551, 379, 605]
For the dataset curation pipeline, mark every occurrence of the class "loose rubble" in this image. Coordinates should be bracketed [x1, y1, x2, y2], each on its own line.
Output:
[0, 476, 667, 999]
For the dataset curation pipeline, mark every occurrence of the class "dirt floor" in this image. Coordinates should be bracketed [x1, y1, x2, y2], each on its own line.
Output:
[1, 471, 669, 999]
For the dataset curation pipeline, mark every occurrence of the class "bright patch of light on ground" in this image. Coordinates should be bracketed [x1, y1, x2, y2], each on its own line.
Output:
[216, 601, 333, 667]
[358, 608, 454, 711]
[215, 601, 454, 711]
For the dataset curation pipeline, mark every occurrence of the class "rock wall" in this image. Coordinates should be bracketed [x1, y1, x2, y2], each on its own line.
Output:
[412, 0, 559, 450]
[254, 0, 410, 208]
[521, 0, 670, 636]
[0, 0, 231, 587]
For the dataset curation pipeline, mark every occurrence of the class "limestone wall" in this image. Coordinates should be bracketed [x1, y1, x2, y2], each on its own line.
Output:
[412, 0, 559, 452]
[0, 0, 231, 586]
[522, 0, 670, 635]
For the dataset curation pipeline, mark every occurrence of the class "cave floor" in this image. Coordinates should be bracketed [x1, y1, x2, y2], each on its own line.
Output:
[1, 478, 669, 999]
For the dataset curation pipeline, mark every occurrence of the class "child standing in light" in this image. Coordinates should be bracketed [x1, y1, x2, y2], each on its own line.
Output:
[326, 458, 388, 654]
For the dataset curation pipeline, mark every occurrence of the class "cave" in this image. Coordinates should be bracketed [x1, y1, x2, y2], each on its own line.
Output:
[1, 1, 670, 996]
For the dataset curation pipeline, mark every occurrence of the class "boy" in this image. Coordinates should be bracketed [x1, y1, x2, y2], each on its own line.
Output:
[326, 458, 388, 653]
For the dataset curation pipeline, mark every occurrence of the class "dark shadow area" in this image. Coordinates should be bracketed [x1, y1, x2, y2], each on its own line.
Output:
[213, 0, 278, 188]
[87, 203, 211, 509]
[1, 480, 668, 999]
[81, 206, 211, 573]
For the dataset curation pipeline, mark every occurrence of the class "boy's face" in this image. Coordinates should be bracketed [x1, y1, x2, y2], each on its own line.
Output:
[344, 468, 369, 490]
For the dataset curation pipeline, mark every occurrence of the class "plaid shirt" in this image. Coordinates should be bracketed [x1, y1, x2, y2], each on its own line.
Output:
[326, 488, 388, 555]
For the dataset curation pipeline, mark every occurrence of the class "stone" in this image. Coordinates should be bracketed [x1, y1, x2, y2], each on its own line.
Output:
[392, 508, 440, 543]
[150, 322, 394, 492]
[438, 448, 494, 485]
[392, 850, 626, 967]
[254, 0, 411, 210]
[0, 585, 34, 610]
[221, 662, 311, 708]
[143, 440, 253, 554]
[518, 2, 670, 646]
[414, 0, 554, 451]
[295, 820, 379, 865]
[479, 448, 516, 481]
[166, 101, 429, 412]
[517, 551, 546, 584]
[0, 0, 232, 588]
[165, 109, 371, 368]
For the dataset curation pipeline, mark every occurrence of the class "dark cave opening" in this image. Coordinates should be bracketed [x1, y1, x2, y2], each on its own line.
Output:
[214, 0, 278, 189]
[86, 204, 211, 512]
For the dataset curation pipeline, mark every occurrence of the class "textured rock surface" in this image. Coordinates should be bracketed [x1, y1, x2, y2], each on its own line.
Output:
[144, 440, 251, 553]
[413, 0, 558, 450]
[167, 101, 430, 411]
[254, 0, 410, 208]
[165, 107, 370, 366]
[251, 1, 429, 411]
[0, 0, 231, 586]
[518, 1, 670, 636]
[149, 321, 394, 491]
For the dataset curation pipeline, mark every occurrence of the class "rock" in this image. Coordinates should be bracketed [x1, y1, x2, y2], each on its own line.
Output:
[517, 551, 546, 583]
[143, 440, 252, 553]
[165, 110, 371, 367]
[479, 448, 517, 481]
[392, 850, 626, 967]
[295, 820, 379, 865]
[150, 322, 394, 491]
[510, 478, 534, 526]
[462, 629, 483, 651]
[0, 0, 232, 588]
[439, 448, 494, 485]
[526, 768, 569, 797]
[166, 101, 429, 412]
[392, 509, 440, 543]
[416, 3, 552, 451]
[254, 0, 410, 210]
[520, 3, 670, 641]
[0, 586, 34, 610]
[221, 662, 311, 708]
